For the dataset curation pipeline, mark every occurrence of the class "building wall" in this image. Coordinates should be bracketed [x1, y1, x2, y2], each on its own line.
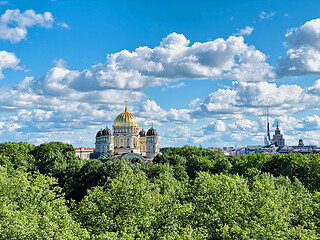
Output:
[95, 135, 114, 154]
[75, 148, 94, 159]
[140, 136, 146, 156]
[272, 135, 285, 146]
[146, 135, 159, 159]
[113, 126, 140, 155]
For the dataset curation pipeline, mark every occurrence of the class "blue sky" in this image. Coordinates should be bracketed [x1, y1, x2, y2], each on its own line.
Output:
[2, 0, 320, 148]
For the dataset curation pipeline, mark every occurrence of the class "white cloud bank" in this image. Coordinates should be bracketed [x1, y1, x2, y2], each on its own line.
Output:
[277, 18, 320, 77]
[100, 32, 274, 84]
[51, 32, 274, 94]
[0, 32, 276, 136]
[191, 81, 315, 119]
[4, 22, 320, 146]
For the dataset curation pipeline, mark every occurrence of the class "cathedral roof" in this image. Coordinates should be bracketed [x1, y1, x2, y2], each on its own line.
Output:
[139, 128, 146, 137]
[96, 129, 102, 137]
[102, 126, 112, 136]
[113, 106, 139, 127]
[147, 125, 158, 136]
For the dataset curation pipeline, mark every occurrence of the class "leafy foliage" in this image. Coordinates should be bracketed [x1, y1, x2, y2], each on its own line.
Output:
[74, 171, 204, 239]
[2, 143, 320, 239]
[0, 165, 88, 239]
[0, 142, 35, 169]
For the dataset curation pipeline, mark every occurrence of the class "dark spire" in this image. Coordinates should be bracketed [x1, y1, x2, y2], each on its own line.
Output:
[267, 108, 271, 142]
[275, 120, 281, 135]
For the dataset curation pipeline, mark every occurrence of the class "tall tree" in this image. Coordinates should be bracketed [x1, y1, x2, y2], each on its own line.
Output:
[0, 165, 88, 239]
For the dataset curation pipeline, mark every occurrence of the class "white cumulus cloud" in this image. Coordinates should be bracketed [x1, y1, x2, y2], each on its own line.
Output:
[0, 50, 20, 78]
[277, 18, 320, 77]
[0, 9, 55, 42]
[192, 81, 316, 119]
[139, 99, 194, 124]
[65, 32, 274, 91]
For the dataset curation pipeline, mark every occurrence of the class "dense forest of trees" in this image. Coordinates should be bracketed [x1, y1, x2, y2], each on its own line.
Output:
[2, 142, 320, 239]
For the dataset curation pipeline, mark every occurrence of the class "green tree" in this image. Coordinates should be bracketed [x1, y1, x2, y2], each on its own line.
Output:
[69, 158, 133, 201]
[0, 142, 35, 169]
[31, 141, 76, 177]
[190, 172, 317, 239]
[0, 164, 88, 239]
[74, 171, 205, 239]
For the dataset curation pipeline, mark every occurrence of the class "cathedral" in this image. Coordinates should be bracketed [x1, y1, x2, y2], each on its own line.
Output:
[95, 105, 159, 160]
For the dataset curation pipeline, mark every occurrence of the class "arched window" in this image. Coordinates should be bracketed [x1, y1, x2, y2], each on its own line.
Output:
[116, 139, 119, 147]
[127, 138, 130, 148]
[134, 138, 137, 147]
[120, 138, 124, 147]
[153, 145, 155, 152]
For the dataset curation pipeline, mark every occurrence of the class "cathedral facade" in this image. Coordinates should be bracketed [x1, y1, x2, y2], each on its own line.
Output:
[95, 106, 159, 159]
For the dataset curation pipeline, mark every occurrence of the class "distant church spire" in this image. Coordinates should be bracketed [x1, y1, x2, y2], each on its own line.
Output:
[264, 108, 271, 145]
[267, 108, 271, 141]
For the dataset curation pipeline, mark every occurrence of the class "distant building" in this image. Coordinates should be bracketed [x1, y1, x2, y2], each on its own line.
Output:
[207, 147, 235, 156]
[75, 147, 94, 159]
[271, 122, 285, 146]
[235, 144, 277, 156]
[95, 104, 159, 161]
[264, 109, 285, 147]
[298, 139, 304, 147]
[278, 139, 320, 154]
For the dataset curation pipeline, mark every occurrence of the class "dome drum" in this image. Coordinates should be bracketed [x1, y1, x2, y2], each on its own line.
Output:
[114, 126, 139, 134]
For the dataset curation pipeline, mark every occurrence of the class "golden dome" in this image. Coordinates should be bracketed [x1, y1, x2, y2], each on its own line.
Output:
[113, 107, 139, 127]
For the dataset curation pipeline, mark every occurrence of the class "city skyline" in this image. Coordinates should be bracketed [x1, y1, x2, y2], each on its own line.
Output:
[1, 0, 320, 147]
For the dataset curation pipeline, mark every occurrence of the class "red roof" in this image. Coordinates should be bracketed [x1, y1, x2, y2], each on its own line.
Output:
[74, 148, 94, 150]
